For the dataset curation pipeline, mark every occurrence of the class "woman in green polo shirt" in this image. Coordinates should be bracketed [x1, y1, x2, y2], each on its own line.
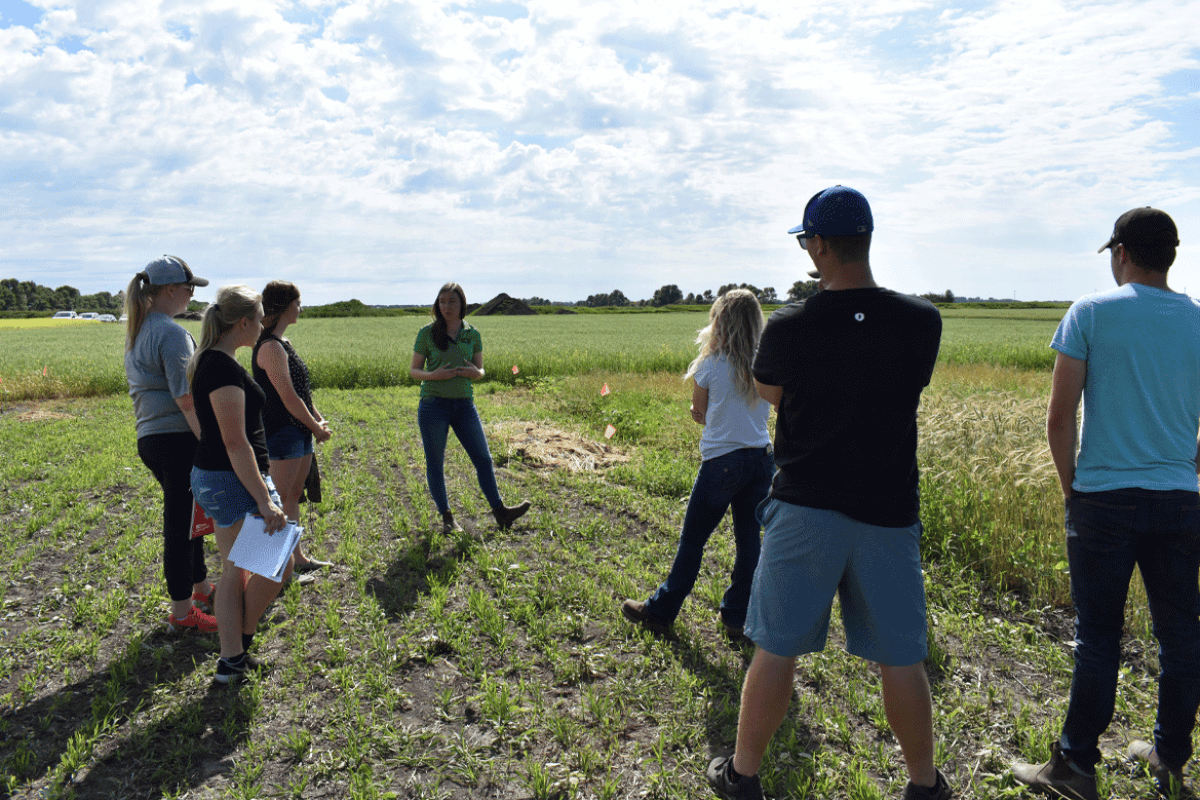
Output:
[410, 282, 530, 533]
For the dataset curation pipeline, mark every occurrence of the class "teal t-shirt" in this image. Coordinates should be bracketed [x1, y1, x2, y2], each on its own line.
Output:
[413, 322, 483, 399]
[1052, 283, 1200, 492]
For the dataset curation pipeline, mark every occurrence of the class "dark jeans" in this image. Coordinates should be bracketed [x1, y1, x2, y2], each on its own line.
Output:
[137, 432, 208, 602]
[1060, 488, 1200, 771]
[417, 397, 503, 513]
[644, 446, 773, 629]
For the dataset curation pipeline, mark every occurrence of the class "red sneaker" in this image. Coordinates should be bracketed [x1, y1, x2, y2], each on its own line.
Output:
[167, 605, 218, 633]
[192, 583, 217, 610]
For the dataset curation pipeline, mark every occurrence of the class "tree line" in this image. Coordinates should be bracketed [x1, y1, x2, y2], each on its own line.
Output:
[0, 279, 123, 313]
[578, 280, 821, 308]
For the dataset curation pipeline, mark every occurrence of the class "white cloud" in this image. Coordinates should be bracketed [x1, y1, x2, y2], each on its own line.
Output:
[0, 0, 1197, 304]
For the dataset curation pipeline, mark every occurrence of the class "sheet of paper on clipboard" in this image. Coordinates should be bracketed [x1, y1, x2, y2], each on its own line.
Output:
[227, 515, 302, 582]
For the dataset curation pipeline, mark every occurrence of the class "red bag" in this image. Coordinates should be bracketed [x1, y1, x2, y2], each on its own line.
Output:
[190, 500, 215, 538]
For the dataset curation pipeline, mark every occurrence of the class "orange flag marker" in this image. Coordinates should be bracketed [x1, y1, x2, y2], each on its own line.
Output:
[604, 424, 616, 439]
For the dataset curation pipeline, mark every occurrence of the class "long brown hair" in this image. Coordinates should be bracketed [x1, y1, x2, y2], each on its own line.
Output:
[186, 285, 262, 386]
[261, 280, 300, 336]
[430, 282, 467, 350]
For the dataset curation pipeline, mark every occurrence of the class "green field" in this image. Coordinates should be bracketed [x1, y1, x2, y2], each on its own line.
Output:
[0, 308, 1065, 401]
[1, 308, 1176, 800]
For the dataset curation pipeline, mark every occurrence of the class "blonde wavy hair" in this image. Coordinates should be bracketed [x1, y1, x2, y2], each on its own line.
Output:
[684, 289, 764, 407]
[186, 285, 262, 386]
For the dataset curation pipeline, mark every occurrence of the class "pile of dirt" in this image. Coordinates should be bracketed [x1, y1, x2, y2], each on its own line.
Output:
[472, 293, 536, 316]
[491, 421, 629, 471]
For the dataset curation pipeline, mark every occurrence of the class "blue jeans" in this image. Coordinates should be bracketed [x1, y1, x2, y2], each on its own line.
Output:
[1060, 488, 1200, 772]
[643, 446, 773, 629]
[417, 397, 503, 513]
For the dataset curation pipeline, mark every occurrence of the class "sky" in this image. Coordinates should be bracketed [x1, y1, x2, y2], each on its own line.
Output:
[1, 0, 1198, 306]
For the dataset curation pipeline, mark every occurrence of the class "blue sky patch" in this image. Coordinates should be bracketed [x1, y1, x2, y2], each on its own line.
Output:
[57, 36, 89, 54]
[0, 0, 41, 29]
[321, 86, 350, 102]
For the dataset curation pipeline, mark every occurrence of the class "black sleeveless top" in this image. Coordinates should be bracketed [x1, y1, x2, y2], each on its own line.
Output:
[252, 332, 314, 436]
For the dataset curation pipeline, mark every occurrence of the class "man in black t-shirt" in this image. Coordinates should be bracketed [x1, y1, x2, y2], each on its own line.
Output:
[706, 187, 950, 800]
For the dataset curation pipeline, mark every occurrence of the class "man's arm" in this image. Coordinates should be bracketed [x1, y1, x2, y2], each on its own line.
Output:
[1047, 351, 1086, 499]
[756, 380, 782, 410]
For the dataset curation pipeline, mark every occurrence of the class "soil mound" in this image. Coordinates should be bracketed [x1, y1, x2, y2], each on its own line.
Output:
[472, 293, 536, 316]
[491, 421, 629, 471]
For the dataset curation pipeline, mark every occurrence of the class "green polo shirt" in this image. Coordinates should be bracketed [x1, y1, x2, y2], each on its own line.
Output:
[413, 322, 483, 399]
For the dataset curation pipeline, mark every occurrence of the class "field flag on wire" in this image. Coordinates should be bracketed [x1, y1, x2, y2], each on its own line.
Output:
[512, 365, 519, 374]
[600, 383, 610, 396]
[42, 366, 47, 377]
[604, 424, 616, 439]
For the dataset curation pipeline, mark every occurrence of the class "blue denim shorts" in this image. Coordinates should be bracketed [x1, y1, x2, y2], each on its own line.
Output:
[745, 498, 928, 665]
[190, 467, 281, 528]
[266, 424, 313, 461]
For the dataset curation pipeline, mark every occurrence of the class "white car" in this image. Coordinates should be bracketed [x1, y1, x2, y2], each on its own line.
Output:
[52, 311, 78, 319]
[98, 314, 117, 322]
[78, 312, 98, 320]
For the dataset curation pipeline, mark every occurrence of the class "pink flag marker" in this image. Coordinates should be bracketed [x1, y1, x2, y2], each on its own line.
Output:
[43, 366, 47, 377]
[512, 365, 519, 374]
[600, 383, 610, 396]
[604, 424, 616, 439]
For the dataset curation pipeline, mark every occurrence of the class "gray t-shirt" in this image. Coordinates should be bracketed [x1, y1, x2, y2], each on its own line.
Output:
[125, 312, 196, 438]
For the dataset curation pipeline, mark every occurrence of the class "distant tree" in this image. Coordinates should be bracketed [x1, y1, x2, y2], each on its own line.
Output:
[0, 284, 14, 311]
[788, 280, 820, 302]
[652, 284, 683, 307]
[701, 289, 714, 303]
[918, 290, 956, 304]
[583, 289, 630, 308]
[944, 290, 955, 303]
[683, 292, 696, 304]
[54, 285, 80, 310]
[718, 282, 761, 299]
[759, 286, 778, 304]
[525, 296, 552, 306]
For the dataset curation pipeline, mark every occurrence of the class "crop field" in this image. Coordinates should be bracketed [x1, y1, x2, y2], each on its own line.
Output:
[0, 309, 1064, 401]
[0, 309, 1177, 800]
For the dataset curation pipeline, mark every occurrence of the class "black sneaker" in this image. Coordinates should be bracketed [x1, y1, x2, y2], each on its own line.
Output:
[903, 769, 953, 800]
[214, 653, 265, 684]
[706, 756, 764, 800]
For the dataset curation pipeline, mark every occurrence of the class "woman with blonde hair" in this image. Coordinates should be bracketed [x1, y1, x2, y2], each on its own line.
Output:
[123, 255, 217, 633]
[622, 289, 773, 641]
[253, 280, 332, 572]
[188, 285, 290, 683]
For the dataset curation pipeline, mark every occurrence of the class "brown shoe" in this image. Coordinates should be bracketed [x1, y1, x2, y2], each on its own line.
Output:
[442, 511, 463, 534]
[1012, 742, 1098, 800]
[620, 599, 671, 636]
[491, 501, 530, 530]
[1129, 740, 1192, 798]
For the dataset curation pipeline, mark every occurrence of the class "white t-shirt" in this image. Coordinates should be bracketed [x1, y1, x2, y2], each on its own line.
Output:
[695, 354, 771, 461]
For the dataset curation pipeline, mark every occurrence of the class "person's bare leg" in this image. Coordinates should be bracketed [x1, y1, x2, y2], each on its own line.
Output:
[268, 454, 313, 564]
[732, 648, 796, 777]
[213, 521, 245, 658]
[242, 556, 294, 636]
[880, 662, 937, 786]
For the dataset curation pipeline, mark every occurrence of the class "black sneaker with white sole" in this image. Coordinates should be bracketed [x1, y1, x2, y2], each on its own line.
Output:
[706, 756, 764, 800]
[214, 653, 265, 684]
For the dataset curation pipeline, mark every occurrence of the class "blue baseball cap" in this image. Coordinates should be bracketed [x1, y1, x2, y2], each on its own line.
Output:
[787, 186, 873, 238]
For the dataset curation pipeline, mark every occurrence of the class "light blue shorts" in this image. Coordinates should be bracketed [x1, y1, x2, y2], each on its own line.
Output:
[744, 498, 928, 665]
[266, 424, 313, 461]
[190, 467, 281, 528]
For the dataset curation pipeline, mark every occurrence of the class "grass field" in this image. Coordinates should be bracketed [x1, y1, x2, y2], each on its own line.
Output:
[0, 308, 1065, 401]
[0, 307, 1179, 800]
